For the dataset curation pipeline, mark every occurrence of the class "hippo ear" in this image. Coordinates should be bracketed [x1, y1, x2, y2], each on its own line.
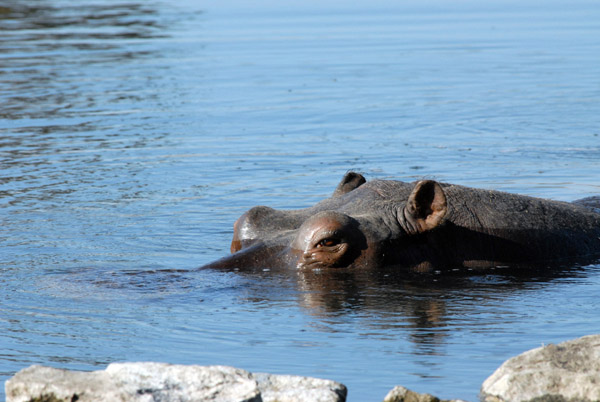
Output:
[333, 171, 366, 197]
[404, 180, 448, 233]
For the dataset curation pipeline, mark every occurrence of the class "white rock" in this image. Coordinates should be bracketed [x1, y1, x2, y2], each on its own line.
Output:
[106, 363, 261, 402]
[481, 334, 600, 402]
[254, 372, 347, 402]
[5, 365, 120, 402]
[5, 363, 347, 402]
[6, 363, 261, 402]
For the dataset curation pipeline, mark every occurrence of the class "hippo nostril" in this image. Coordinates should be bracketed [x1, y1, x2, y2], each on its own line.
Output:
[231, 206, 274, 253]
[230, 239, 242, 254]
[231, 216, 244, 253]
[232, 205, 304, 254]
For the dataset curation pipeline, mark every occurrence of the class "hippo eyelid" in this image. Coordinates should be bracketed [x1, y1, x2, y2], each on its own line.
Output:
[312, 229, 345, 245]
[317, 238, 342, 248]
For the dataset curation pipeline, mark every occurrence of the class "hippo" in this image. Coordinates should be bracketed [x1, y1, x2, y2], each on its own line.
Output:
[203, 172, 600, 272]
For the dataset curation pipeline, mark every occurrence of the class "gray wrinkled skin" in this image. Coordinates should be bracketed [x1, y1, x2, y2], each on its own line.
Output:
[204, 172, 600, 273]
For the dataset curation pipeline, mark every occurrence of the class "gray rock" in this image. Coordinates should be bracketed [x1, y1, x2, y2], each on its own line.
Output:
[5, 363, 346, 402]
[383, 385, 467, 402]
[105, 363, 261, 402]
[5, 365, 120, 402]
[254, 372, 347, 402]
[481, 334, 600, 402]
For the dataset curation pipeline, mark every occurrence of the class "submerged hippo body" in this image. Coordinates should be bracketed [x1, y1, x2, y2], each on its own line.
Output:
[204, 172, 600, 272]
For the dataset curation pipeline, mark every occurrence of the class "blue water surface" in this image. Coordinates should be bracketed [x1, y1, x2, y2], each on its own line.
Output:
[1, 0, 600, 400]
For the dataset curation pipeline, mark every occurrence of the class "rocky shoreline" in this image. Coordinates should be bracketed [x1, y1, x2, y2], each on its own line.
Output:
[6, 334, 600, 402]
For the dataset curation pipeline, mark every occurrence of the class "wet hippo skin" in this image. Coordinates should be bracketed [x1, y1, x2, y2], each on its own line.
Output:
[203, 172, 600, 273]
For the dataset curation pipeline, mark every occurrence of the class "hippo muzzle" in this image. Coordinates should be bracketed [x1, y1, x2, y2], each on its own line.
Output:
[212, 210, 367, 270]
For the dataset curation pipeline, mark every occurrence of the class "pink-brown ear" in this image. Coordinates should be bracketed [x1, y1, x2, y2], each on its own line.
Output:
[333, 171, 366, 197]
[405, 180, 448, 233]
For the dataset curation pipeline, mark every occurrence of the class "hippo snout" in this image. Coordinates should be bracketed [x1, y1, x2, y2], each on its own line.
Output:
[231, 206, 292, 253]
[229, 208, 367, 270]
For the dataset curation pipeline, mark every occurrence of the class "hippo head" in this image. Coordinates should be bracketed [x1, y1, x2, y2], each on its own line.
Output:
[203, 172, 449, 272]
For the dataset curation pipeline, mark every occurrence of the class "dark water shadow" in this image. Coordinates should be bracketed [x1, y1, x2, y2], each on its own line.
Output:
[200, 260, 599, 353]
[0, 2, 166, 38]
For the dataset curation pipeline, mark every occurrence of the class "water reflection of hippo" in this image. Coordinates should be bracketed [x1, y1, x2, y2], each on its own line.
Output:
[203, 172, 600, 272]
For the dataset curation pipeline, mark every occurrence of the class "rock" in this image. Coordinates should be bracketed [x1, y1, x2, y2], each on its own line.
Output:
[5, 365, 120, 402]
[481, 334, 600, 402]
[383, 385, 467, 402]
[105, 363, 261, 402]
[5, 363, 346, 402]
[383, 385, 440, 402]
[254, 373, 347, 402]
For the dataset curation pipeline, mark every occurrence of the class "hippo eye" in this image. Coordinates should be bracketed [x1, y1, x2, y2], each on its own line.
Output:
[317, 238, 341, 248]
[292, 211, 364, 269]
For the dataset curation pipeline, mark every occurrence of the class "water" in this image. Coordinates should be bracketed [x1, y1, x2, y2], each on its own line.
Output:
[1, 0, 600, 400]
